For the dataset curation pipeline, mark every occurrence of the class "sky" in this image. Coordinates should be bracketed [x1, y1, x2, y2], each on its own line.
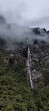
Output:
[0, 0, 49, 29]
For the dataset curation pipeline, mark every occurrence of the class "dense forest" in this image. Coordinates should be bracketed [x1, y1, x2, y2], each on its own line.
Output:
[0, 37, 49, 111]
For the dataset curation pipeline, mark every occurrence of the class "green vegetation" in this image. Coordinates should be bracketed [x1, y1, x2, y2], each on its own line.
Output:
[0, 50, 36, 111]
[0, 49, 49, 111]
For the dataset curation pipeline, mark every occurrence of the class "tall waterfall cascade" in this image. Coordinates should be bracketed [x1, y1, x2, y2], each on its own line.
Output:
[27, 46, 33, 89]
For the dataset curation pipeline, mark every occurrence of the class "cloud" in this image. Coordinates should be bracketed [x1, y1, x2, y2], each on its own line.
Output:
[0, 0, 49, 29]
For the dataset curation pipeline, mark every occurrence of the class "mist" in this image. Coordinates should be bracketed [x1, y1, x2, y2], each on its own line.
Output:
[0, 0, 49, 28]
[0, 0, 49, 47]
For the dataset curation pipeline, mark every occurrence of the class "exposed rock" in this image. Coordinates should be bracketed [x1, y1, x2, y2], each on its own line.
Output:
[42, 28, 46, 32]
[4, 58, 9, 64]
[33, 27, 40, 34]
[47, 31, 49, 34]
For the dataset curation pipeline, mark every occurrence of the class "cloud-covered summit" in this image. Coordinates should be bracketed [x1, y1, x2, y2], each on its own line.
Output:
[0, 0, 49, 29]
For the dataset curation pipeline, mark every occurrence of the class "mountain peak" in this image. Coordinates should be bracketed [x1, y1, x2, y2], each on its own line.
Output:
[31, 27, 47, 35]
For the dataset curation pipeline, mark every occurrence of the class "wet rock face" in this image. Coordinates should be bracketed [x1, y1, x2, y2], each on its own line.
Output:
[32, 69, 42, 87]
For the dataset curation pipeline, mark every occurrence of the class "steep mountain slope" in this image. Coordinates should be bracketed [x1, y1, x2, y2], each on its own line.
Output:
[0, 27, 49, 111]
[0, 48, 37, 111]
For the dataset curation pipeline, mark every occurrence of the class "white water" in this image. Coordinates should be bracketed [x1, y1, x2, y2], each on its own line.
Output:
[27, 47, 33, 89]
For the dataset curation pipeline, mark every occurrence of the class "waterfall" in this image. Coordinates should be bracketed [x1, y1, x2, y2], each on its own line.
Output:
[27, 46, 33, 89]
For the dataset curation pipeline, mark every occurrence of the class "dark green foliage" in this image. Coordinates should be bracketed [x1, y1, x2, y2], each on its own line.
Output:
[0, 48, 49, 111]
[22, 47, 28, 58]
[43, 70, 49, 85]
[0, 50, 36, 111]
[9, 57, 15, 64]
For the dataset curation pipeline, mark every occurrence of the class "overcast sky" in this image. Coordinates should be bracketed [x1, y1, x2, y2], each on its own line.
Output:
[0, 0, 49, 29]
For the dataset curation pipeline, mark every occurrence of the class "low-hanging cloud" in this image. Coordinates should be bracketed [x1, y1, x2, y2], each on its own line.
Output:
[0, 0, 49, 50]
[0, 0, 49, 29]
